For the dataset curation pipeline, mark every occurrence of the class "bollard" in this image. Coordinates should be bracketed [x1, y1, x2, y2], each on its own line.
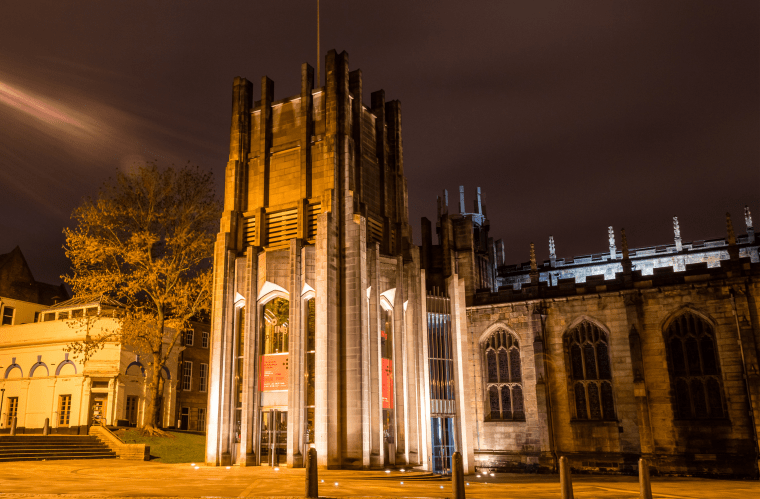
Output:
[639, 458, 653, 499]
[452, 451, 465, 499]
[10, 416, 17, 436]
[305, 448, 318, 499]
[559, 456, 574, 499]
[43, 418, 50, 436]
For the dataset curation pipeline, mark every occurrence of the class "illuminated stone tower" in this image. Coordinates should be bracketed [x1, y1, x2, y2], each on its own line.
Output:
[205, 50, 476, 472]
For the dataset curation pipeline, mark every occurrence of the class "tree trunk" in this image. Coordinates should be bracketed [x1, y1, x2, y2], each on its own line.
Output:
[139, 351, 171, 437]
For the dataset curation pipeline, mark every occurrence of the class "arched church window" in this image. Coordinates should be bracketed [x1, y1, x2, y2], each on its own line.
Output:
[566, 321, 616, 420]
[483, 329, 524, 421]
[665, 313, 725, 419]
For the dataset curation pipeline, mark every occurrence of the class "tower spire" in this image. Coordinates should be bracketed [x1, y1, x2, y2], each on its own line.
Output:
[549, 235, 556, 267]
[673, 216, 682, 252]
[316, 0, 320, 86]
[608, 226, 616, 260]
[746, 205, 755, 243]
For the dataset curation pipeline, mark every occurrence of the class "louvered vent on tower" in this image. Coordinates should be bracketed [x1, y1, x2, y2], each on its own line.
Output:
[267, 208, 298, 249]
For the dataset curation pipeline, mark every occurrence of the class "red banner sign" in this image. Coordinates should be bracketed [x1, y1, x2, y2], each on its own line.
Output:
[260, 353, 289, 391]
[382, 358, 394, 408]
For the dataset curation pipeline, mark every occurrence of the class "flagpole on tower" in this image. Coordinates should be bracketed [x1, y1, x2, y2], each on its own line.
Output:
[317, 0, 320, 86]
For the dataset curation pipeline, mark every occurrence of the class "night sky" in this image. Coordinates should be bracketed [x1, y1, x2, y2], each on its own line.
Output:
[1, 1, 757, 286]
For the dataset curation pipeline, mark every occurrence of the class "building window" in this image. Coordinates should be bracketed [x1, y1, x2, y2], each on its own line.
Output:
[6, 397, 18, 425]
[304, 298, 315, 444]
[197, 407, 206, 431]
[381, 307, 396, 442]
[261, 298, 289, 354]
[199, 363, 208, 393]
[1, 306, 14, 326]
[185, 329, 194, 347]
[125, 396, 139, 425]
[483, 329, 524, 421]
[58, 395, 72, 427]
[665, 313, 725, 419]
[201, 329, 209, 348]
[182, 361, 192, 391]
[566, 320, 616, 420]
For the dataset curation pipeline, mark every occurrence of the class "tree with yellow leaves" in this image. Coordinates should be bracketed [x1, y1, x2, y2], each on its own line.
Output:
[64, 163, 219, 435]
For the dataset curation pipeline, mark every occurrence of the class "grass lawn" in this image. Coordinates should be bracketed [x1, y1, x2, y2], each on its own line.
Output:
[115, 429, 206, 464]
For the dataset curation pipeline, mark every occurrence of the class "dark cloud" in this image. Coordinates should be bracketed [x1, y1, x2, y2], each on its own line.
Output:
[0, 1, 757, 282]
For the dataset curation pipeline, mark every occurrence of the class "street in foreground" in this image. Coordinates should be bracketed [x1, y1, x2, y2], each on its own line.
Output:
[0, 459, 757, 499]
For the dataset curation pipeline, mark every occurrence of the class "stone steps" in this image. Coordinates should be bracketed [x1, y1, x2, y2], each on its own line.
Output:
[0, 435, 117, 462]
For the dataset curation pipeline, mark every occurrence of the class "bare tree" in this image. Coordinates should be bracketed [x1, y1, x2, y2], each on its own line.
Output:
[64, 162, 219, 435]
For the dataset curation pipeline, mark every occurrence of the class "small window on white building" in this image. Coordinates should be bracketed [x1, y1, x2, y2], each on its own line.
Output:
[1, 306, 15, 326]
[182, 361, 192, 391]
[199, 363, 208, 392]
[185, 329, 194, 347]
[201, 329, 209, 349]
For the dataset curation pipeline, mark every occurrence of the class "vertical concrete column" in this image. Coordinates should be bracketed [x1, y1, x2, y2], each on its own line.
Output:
[300, 63, 314, 200]
[418, 270, 432, 471]
[448, 275, 476, 474]
[368, 245, 384, 467]
[259, 76, 274, 208]
[349, 69, 363, 203]
[393, 255, 408, 465]
[205, 239, 236, 465]
[239, 246, 258, 466]
[341, 208, 367, 467]
[386, 100, 404, 223]
[404, 253, 422, 465]
[288, 238, 303, 467]
[315, 210, 340, 468]
[356, 215, 371, 469]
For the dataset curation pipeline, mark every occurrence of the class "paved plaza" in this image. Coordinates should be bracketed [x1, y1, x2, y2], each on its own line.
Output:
[0, 459, 757, 499]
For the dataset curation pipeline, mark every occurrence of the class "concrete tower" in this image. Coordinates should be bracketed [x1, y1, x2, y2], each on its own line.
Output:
[205, 51, 475, 473]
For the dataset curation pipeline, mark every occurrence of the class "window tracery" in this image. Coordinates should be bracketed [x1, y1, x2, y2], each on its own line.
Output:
[483, 329, 524, 421]
[665, 313, 725, 419]
[566, 320, 616, 420]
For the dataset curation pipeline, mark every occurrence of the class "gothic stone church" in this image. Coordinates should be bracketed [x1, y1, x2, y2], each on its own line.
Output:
[205, 50, 760, 478]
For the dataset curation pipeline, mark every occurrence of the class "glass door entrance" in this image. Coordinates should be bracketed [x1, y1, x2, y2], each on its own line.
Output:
[431, 417, 455, 475]
[260, 409, 287, 466]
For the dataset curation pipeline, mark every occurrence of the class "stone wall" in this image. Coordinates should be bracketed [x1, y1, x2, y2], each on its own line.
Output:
[467, 261, 760, 477]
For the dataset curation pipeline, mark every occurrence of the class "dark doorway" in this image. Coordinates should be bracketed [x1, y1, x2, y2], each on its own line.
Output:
[180, 407, 189, 430]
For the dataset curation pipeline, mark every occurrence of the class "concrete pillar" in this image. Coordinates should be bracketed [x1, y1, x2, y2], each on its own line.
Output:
[288, 238, 303, 467]
[418, 270, 432, 471]
[10, 416, 17, 436]
[368, 245, 384, 468]
[43, 418, 50, 435]
[394, 254, 408, 465]
[238, 246, 258, 466]
[315, 210, 340, 468]
[205, 239, 236, 466]
[449, 275, 475, 474]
